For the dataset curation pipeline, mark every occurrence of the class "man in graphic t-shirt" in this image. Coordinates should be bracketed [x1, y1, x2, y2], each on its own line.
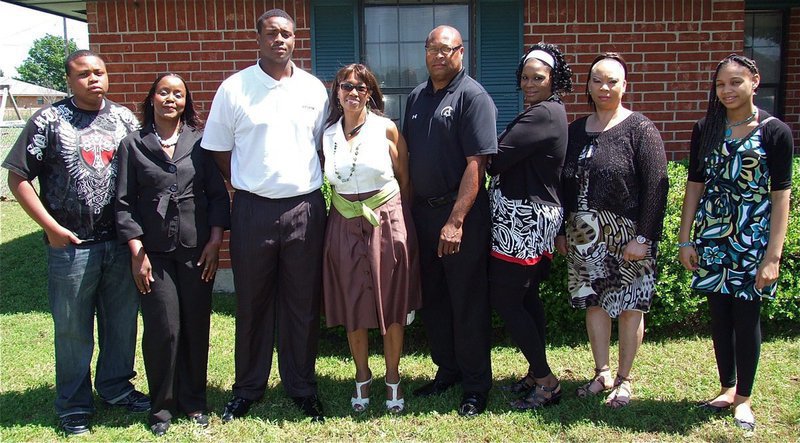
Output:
[2, 50, 150, 436]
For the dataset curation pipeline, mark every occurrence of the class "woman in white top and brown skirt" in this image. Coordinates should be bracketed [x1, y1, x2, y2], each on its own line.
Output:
[322, 63, 421, 414]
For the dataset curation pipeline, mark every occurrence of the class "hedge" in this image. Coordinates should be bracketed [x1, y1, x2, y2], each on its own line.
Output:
[322, 158, 800, 334]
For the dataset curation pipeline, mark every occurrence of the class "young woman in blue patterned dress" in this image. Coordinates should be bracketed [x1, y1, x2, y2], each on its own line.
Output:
[678, 54, 793, 432]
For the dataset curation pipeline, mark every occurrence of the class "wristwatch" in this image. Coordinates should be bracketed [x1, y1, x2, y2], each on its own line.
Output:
[635, 235, 650, 245]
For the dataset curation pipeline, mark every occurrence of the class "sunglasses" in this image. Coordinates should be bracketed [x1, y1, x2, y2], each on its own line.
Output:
[340, 82, 369, 94]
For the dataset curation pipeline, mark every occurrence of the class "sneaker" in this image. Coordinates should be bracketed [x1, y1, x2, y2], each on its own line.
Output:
[107, 390, 151, 413]
[59, 413, 90, 436]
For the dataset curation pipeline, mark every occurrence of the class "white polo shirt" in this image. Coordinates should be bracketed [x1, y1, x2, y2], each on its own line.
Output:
[202, 62, 329, 198]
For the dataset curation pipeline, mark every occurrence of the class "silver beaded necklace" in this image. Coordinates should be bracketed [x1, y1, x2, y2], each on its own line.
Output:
[153, 123, 183, 148]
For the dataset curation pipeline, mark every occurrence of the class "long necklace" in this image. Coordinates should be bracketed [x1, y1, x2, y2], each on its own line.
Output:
[724, 110, 756, 138]
[153, 123, 182, 148]
[332, 139, 361, 183]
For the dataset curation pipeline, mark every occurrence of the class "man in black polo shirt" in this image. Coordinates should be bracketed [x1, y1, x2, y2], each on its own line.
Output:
[403, 25, 497, 417]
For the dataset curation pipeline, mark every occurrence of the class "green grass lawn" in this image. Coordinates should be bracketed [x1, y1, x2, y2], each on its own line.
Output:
[1, 200, 799, 441]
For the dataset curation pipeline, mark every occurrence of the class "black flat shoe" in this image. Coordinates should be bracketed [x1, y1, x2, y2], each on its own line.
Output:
[458, 391, 487, 417]
[413, 379, 457, 398]
[187, 411, 210, 428]
[150, 421, 169, 437]
[696, 400, 731, 413]
[59, 413, 90, 436]
[292, 395, 325, 423]
[221, 396, 252, 422]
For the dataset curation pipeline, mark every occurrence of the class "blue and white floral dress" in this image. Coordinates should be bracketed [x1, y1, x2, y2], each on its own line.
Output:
[692, 128, 776, 299]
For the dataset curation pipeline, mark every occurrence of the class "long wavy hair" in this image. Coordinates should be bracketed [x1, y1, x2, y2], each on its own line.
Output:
[694, 54, 760, 175]
[324, 64, 385, 129]
[585, 52, 628, 112]
[515, 42, 573, 98]
[140, 73, 203, 130]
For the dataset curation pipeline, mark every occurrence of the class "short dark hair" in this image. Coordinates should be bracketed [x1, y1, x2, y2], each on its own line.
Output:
[585, 52, 628, 111]
[140, 73, 203, 130]
[256, 9, 294, 33]
[515, 42, 573, 98]
[65, 50, 104, 76]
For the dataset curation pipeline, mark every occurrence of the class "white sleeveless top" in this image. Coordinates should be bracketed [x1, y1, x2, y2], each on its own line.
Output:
[322, 112, 396, 194]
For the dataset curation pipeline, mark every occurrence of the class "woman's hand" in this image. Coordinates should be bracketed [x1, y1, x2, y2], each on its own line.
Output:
[131, 248, 154, 294]
[622, 239, 648, 261]
[555, 235, 568, 256]
[755, 257, 780, 291]
[198, 240, 221, 282]
[678, 245, 699, 271]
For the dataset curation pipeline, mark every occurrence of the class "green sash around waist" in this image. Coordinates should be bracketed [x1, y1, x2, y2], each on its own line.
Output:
[331, 181, 400, 227]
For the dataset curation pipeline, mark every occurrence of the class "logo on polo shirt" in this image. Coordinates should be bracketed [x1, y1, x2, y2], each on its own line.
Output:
[440, 106, 454, 118]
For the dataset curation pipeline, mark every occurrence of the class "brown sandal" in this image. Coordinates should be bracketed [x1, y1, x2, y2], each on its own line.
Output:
[576, 367, 613, 398]
[605, 374, 633, 408]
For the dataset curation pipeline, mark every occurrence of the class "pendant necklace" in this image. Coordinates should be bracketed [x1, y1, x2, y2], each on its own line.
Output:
[332, 139, 361, 183]
[724, 110, 756, 139]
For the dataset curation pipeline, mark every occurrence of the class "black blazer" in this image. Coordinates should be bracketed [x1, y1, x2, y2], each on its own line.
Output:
[115, 126, 230, 252]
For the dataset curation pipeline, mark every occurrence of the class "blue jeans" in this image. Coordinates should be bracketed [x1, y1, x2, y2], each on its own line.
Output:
[47, 240, 139, 417]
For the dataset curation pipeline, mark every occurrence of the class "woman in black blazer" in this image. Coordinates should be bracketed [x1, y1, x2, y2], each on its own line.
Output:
[115, 73, 230, 436]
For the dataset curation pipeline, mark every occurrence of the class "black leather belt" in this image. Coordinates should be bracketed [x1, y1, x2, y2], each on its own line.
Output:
[421, 192, 457, 208]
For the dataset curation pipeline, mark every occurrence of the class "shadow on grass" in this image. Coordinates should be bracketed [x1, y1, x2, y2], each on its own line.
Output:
[0, 231, 48, 314]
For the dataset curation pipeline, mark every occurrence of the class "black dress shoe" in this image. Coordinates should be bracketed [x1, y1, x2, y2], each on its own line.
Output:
[291, 395, 325, 423]
[412, 379, 457, 397]
[150, 421, 170, 437]
[59, 413, 90, 436]
[458, 392, 487, 417]
[221, 396, 252, 422]
[187, 411, 210, 428]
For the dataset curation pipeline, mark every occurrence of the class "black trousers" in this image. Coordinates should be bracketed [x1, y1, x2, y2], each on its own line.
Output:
[141, 245, 213, 425]
[707, 292, 762, 397]
[412, 193, 492, 393]
[230, 190, 326, 400]
[489, 257, 552, 379]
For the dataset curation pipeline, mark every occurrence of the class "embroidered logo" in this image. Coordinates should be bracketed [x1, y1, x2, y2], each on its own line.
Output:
[411, 114, 418, 119]
[440, 106, 454, 118]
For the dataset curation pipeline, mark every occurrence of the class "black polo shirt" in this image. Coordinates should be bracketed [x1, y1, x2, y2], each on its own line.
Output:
[403, 69, 498, 199]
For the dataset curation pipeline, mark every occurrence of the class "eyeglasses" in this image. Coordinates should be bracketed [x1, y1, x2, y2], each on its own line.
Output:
[424, 44, 463, 56]
[340, 82, 369, 94]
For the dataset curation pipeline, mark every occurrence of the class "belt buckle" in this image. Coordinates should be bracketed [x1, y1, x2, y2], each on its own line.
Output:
[426, 196, 445, 207]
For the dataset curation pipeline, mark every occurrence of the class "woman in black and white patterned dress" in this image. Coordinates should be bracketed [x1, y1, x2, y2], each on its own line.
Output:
[487, 43, 572, 410]
[556, 53, 668, 408]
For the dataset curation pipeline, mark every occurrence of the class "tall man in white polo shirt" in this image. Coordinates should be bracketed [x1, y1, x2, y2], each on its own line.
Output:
[202, 9, 329, 423]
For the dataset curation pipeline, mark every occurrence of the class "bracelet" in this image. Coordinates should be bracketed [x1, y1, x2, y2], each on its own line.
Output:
[677, 241, 694, 248]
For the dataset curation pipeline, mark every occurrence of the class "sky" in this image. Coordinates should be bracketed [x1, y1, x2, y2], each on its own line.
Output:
[0, 1, 89, 78]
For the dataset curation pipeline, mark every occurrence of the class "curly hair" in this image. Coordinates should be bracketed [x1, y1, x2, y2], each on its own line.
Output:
[140, 73, 203, 130]
[324, 63, 385, 129]
[694, 54, 760, 175]
[515, 42, 573, 98]
[584, 52, 628, 111]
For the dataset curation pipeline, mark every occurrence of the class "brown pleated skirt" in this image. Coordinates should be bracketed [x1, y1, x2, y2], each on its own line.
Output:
[322, 191, 422, 334]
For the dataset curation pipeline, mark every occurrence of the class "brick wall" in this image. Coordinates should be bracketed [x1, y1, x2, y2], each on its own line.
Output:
[525, 0, 747, 159]
[785, 7, 800, 155]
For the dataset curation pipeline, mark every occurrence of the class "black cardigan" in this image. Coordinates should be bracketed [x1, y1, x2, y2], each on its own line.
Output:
[488, 99, 567, 207]
[115, 126, 231, 252]
[561, 112, 669, 241]
[687, 109, 794, 191]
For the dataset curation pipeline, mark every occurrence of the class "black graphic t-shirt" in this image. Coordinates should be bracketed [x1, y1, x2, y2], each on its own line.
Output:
[2, 98, 139, 244]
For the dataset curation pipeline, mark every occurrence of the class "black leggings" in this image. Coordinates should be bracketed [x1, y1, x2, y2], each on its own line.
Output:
[489, 257, 552, 379]
[707, 292, 761, 397]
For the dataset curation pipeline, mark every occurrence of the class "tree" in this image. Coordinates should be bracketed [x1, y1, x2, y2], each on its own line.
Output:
[15, 34, 78, 93]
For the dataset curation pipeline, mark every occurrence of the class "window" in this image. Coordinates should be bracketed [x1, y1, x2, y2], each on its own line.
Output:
[363, 1, 470, 122]
[743, 10, 785, 117]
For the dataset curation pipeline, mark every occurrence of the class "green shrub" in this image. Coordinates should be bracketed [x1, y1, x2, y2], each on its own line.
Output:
[540, 158, 800, 333]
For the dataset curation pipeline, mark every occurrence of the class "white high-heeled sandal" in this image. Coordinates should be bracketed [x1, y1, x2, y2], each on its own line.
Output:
[351, 376, 372, 412]
[385, 380, 405, 413]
